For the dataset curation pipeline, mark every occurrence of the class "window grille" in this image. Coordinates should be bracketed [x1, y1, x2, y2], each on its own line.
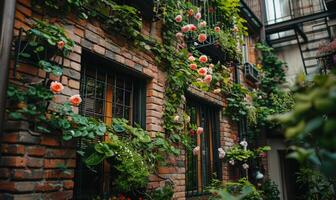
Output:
[74, 52, 146, 199]
[186, 99, 221, 197]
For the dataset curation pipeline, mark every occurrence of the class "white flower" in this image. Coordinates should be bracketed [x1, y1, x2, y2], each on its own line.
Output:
[218, 148, 226, 159]
[256, 171, 264, 179]
[242, 163, 249, 169]
[185, 115, 191, 123]
[240, 140, 248, 148]
[208, 68, 213, 74]
[229, 159, 235, 165]
[174, 115, 180, 122]
[213, 88, 221, 94]
[181, 95, 186, 102]
[193, 146, 200, 156]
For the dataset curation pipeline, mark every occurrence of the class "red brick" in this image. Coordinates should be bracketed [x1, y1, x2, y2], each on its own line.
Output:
[63, 180, 74, 190]
[45, 149, 76, 159]
[26, 146, 45, 157]
[68, 79, 80, 89]
[0, 181, 36, 192]
[44, 159, 65, 169]
[70, 61, 81, 71]
[16, 63, 38, 76]
[36, 181, 62, 192]
[27, 157, 43, 168]
[42, 191, 73, 200]
[0, 144, 25, 155]
[41, 136, 60, 147]
[0, 168, 11, 179]
[93, 44, 105, 55]
[16, 4, 32, 16]
[74, 27, 84, 37]
[12, 169, 44, 180]
[0, 156, 26, 167]
[44, 169, 74, 179]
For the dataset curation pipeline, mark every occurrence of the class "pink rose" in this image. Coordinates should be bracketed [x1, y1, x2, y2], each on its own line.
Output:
[50, 81, 64, 94]
[176, 32, 184, 39]
[199, 21, 206, 28]
[198, 33, 207, 43]
[197, 67, 207, 76]
[69, 94, 82, 106]
[193, 146, 200, 156]
[195, 12, 201, 20]
[181, 25, 190, 33]
[189, 24, 197, 31]
[188, 56, 195, 62]
[175, 15, 183, 23]
[204, 74, 212, 83]
[196, 127, 203, 134]
[199, 55, 208, 63]
[189, 63, 197, 70]
[57, 41, 65, 50]
[209, 63, 214, 68]
[215, 26, 221, 32]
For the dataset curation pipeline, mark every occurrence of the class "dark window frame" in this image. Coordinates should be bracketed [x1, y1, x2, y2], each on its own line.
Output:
[185, 96, 222, 197]
[74, 50, 147, 199]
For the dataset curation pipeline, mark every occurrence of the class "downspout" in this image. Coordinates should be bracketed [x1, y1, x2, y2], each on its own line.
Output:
[0, 0, 16, 132]
[260, 0, 267, 42]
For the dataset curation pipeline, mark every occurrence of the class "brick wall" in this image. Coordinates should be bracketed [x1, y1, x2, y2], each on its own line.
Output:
[0, 0, 242, 199]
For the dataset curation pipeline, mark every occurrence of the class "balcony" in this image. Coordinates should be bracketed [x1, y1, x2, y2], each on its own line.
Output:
[185, 0, 227, 64]
[244, 62, 260, 83]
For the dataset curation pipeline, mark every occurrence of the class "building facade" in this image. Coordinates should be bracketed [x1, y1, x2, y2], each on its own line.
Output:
[0, 0, 263, 199]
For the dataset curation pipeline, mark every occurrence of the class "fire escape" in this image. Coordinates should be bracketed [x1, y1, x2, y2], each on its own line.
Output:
[264, 0, 336, 78]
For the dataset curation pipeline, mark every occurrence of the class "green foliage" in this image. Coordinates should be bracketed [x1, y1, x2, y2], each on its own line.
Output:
[26, 19, 74, 56]
[256, 44, 287, 94]
[6, 84, 53, 132]
[225, 145, 255, 162]
[32, 0, 89, 19]
[215, 0, 248, 38]
[274, 73, 336, 178]
[19, 20, 74, 77]
[102, 4, 142, 39]
[260, 180, 280, 200]
[209, 178, 262, 200]
[224, 84, 249, 122]
[145, 184, 174, 200]
[225, 145, 270, 164]
[296, 167, 335, 200]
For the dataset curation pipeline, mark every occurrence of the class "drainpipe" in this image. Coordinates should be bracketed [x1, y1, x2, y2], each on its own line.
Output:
[0, 0, 16, 132]
[260, 0, 267, 42]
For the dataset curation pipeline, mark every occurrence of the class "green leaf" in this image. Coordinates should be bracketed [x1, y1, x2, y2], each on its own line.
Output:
[19, 52, 31, 58]
[51, 65, 63, 76]
[85, 153, 105, 166]
[9, 112, 23, 120]
[62, 134, 73, 141]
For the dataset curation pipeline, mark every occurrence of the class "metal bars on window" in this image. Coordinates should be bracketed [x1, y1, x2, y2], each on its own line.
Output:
[186, 100, 221, 197]
[80, 64, 134, 124]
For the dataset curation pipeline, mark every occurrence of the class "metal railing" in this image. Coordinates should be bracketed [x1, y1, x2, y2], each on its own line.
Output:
[265, 0, 326, 25]
[186, 0, 221, 48]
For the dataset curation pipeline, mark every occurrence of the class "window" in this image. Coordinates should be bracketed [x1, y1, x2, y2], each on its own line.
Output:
[186, 98, 222, 197]
[74, 51, 146, 199]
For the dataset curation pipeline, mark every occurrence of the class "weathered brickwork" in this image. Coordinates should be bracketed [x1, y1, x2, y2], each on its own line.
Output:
[0, 0, 261, 199]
